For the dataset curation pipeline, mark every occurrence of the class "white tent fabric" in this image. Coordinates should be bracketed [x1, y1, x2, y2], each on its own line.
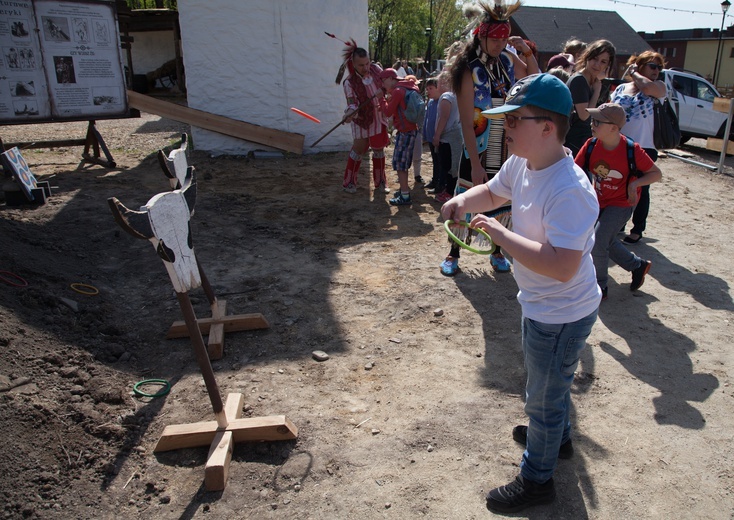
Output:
[178, 0, 368, 155]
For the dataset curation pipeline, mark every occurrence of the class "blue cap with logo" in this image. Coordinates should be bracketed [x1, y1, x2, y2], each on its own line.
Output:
[482, 73, 573, 119]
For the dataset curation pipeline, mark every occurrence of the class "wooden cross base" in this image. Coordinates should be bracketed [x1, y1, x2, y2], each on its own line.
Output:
[165, 299, 270, 360]
[153, 392, 298, 491]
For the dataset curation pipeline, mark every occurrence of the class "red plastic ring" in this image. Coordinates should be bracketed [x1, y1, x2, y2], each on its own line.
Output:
[0, 271, 28, 287]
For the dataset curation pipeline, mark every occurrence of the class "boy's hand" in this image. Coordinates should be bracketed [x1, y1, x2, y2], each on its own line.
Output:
[627, 182, 639, 205]
[432, 136, 440, 148]
[469, 214, 504, 243]
[440, 195, 465, 223]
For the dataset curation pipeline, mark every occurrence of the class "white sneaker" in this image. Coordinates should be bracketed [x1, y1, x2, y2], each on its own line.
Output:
[343, 183, 357, 194]
[378, 182, 390, 193]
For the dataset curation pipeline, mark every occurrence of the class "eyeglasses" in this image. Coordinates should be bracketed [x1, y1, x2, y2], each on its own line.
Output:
[645, 63, 662, 71]
[504, 114, 551, 128]
[591, 118, 615, 127]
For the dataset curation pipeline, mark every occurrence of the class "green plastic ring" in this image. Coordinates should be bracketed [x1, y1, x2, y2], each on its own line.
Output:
[133, 379, 171, 398]
[444, 220, 495, 255]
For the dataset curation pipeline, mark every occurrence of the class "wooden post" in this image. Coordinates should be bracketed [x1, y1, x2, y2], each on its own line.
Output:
[708, 97, 734, 174]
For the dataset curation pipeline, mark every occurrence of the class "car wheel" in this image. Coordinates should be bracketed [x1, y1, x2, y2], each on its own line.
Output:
[716, 122, 734, 140]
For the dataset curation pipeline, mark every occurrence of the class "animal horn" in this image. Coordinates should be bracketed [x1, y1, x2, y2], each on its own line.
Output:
[180, 166, 197, 215]
[108, 197, 153, 239]
[157, 149, 176, 181]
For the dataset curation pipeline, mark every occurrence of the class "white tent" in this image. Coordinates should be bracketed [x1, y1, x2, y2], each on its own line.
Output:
[177, 0, 368, 155]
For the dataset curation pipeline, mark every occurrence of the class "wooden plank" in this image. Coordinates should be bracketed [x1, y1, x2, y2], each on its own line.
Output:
[224, 392, 245, 421]
[207, 299, 227, 360]
[167, 312, 269, 339]
[706, 137, 734, 154]
[126, 90, 304, 154]
[205, 430, 233, 491]
[153, 415, 298, 452]
[3, 139, 86, 149]
[713, 97, 732, 114]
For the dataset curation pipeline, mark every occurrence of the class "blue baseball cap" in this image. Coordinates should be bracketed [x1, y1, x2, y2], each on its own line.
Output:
[482, 73, 573, 119]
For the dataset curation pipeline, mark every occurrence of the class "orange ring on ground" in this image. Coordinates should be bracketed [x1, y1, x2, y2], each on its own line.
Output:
[70, 283, 99, 295]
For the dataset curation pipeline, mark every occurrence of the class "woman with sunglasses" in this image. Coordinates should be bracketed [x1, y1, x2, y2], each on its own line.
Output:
[610, 51, 667, 244]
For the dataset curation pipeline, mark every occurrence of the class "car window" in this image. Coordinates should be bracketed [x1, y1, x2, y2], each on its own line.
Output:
[695, 80, 716, 102]
[673, 75, 694, 97]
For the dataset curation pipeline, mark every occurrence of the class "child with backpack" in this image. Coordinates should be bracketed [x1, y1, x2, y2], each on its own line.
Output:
[574, 103, 662, 300]
[379, 68, 425, 206]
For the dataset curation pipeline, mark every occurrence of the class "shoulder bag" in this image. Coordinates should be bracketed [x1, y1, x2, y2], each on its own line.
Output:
[653, 97, 681, 150]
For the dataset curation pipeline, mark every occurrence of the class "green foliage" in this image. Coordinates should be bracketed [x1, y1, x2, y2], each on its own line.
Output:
[123, 0, 177, 9]
[369, 0, 465, 71]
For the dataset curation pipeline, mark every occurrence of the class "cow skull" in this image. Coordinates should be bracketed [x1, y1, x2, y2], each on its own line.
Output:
[109, 166, 200, 293]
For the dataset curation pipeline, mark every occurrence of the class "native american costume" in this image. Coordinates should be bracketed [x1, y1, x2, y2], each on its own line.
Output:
[336, 40, 389, 190]
[458, 1, 521, 179]
[445, 1, 521, 270]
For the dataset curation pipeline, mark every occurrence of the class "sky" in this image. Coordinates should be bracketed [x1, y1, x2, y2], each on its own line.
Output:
[522, 0, 733, 33]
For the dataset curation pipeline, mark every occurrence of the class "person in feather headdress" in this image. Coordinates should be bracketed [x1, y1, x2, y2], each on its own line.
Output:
[438, 0, 539, 277]
[335, 42, 389, 194]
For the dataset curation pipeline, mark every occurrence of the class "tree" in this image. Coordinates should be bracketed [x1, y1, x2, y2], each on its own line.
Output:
[369, 0, 465, 71]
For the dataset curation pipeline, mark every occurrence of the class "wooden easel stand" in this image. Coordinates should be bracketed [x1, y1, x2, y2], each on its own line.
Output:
[1, 120, 116, 168]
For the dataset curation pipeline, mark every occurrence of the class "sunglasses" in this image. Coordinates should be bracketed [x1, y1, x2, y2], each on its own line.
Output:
[645, 63, 662, 71]
[504, 114, 551, 128]
[591, 118, 615, 127]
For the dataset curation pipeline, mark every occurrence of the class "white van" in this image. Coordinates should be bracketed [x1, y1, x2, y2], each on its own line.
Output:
[661, 68, 729, 144]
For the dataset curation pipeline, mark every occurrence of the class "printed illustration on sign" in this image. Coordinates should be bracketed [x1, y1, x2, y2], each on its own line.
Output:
[42, 17, 71, 42]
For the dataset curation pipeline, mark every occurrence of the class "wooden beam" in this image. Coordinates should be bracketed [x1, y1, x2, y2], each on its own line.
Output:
[207, 299, 227, 360]
[3, 139, 86, 150]
[204, 393, 243, 491]
[154, 415, 298, 452]
[205, 430, 233, 491]
[126, 90, 304, 154]
[223, 393, 245, 421]
[713, 97, 732, 114]
[706, 137, 734, 154]
[166, 312, 269, 339]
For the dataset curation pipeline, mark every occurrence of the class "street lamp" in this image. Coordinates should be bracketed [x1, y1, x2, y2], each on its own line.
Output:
[425, 0, 433, 72]
[425, 27, 432, 72]
[713, 0, 731, 87]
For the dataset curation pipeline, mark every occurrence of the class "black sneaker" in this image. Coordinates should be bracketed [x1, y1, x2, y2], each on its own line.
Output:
[486, 474, 556, 514]
[630, 259, 651, 291]
[389, 194, 412, 206]
[414, 175, 424, 184]
[512, 425, 574, 459]
[425, 180, 437, 190]
[601, 286, 608, 301]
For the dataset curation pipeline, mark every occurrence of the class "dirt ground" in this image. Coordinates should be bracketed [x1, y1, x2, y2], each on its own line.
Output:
[1, 112, 733, 520]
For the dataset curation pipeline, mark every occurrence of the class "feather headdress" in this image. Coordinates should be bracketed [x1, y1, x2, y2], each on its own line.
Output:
[462, 1, 522, 38]
[335, 38, 358, 84]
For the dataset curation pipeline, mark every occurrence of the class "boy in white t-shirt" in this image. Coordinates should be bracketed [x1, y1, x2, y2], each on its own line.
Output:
[441, 73, 600, 514]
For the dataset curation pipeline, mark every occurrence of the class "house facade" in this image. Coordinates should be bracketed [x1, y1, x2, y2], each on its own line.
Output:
[510, 6, 651, 78]
[643, 28, 734, 90]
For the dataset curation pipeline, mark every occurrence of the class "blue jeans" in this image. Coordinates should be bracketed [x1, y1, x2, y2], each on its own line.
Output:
[593, 205, 643, 290]
[520, 310, 598, 484]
